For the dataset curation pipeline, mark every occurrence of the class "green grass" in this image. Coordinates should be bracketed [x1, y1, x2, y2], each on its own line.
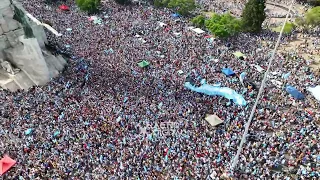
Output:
[271, 22, 295, 34]
[272, 26, 282, 32]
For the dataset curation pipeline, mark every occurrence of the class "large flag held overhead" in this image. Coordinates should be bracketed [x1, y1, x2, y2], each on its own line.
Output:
[137, 60, 150, 68]
[239, 72, 246, 85]
[184, 79, 247, 106]
[171, 13, 180, 18]
[0, 155, 16, 176]
[205, 114, 223, 127]
[59, 4, 70, 11]
[286, 85, 305, 100]
[222, 68, 235, 76]
[233, 51, 245, 58]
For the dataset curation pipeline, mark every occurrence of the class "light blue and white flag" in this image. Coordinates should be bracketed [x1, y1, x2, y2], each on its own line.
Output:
[25, 128, 33, 135]
[239, 72, 246, 85]
[282, 72, 291, 79]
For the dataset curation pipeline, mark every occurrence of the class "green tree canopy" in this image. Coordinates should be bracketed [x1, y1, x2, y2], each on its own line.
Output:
[295, 17, 307, 27]
[76, 0, 100, 13]
[205, 13, 242, 38]
[305, 6, 320, 27]
[154, 0, 168, 7]
[114, 0, 131, 5]
[191, 15, 205, 28]
[241, 0, 266, 33]
[167, 0, 196, 16]
[283, 22, 295, 34]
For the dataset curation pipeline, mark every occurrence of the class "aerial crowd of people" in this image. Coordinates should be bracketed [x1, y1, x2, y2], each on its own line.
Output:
[0, 0, 319, 179]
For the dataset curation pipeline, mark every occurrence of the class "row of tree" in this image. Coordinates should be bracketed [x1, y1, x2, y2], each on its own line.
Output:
[76, 0, 101, 13]
[74, 0, 197, 15]
[73, 0, 265, 37]
[154, 0, 196, 16]
[192, 0, 266, 38]
[73, 0, 319, 38]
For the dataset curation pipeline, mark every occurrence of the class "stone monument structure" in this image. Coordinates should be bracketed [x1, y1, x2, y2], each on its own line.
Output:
[0, 0, 67, 91]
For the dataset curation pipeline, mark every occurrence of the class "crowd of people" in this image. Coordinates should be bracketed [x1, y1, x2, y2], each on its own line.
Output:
[0, 0, 319, 179]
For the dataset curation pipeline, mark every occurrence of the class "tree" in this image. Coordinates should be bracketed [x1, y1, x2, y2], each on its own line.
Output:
[283, 22, 295, 34]
[305, 6, 320, 27]
[295, 17, 306, 27]
[76, 0, 100, 13]
[191, 15, 205, 28]
[167, 0, 196, 16]
[114, 0, 131, 5]
[153, 0, 163, 7]
[153, 0, 169, 7]
[241, 0, 266, 33]
[205, 13, 242, 38]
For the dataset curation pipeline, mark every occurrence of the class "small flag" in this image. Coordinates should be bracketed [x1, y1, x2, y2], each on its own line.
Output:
[239, 72, 246, 84]
[282, 72, 290, 79]
[53, 131, 60, 137]
[25, 129, 33, 135]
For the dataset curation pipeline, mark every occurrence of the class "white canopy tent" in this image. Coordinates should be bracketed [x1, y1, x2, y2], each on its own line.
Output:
[205, 115, 223, 127]
[192, 28, 205, 34]
[307, 86, 320, 102]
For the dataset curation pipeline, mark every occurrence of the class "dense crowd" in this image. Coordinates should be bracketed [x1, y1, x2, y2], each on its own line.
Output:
[0, 0, 319, 179]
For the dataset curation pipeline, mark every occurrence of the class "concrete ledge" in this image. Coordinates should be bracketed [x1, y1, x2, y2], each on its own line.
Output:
[266, 2, 296, 15]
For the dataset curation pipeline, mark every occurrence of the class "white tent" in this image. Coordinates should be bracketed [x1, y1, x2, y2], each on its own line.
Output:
[307, 86, 320, 102]
[192, 28, 205, 34]
[205, 115, 223, 127]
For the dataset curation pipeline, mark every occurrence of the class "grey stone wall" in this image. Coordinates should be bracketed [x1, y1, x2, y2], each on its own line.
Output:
[0, 0, 47, 60]
[0, 0, 66, 91]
